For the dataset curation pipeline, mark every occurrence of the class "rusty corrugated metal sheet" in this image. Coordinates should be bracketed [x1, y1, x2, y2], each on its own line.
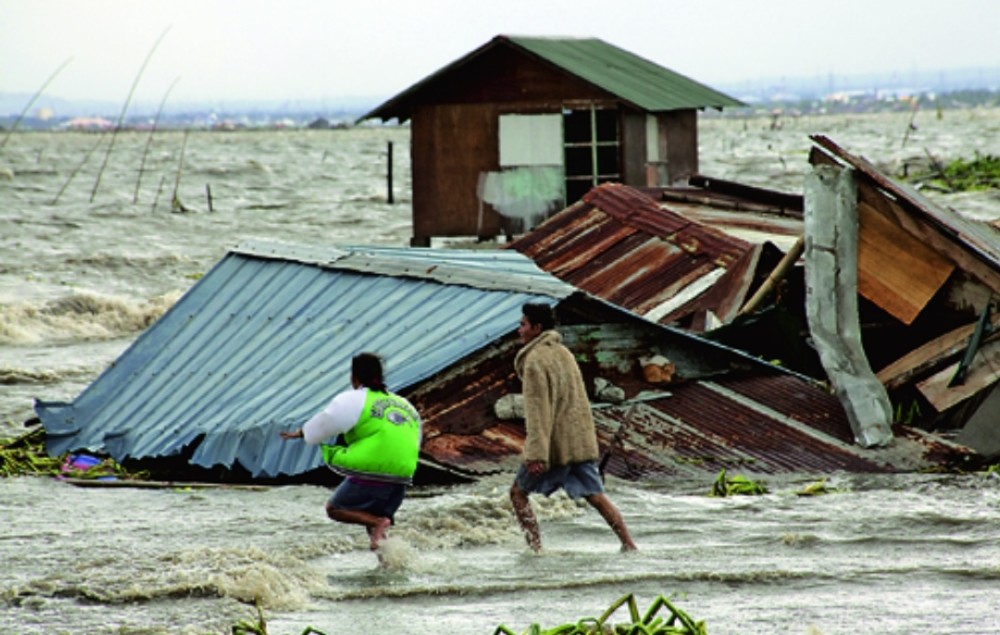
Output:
[409, 322, 976, 480]
[508, 183, 770, 329]
[416, 361, 971, 480]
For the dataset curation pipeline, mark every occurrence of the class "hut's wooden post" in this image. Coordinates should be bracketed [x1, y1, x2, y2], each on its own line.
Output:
[387, 141, 394, 205]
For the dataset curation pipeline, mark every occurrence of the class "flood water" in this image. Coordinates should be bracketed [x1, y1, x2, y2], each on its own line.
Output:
[2, 109, 999, 634]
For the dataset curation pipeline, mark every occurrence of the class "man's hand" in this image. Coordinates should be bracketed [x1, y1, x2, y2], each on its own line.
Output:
[279, 429, 304, 440]
[525, 459, 546, 475]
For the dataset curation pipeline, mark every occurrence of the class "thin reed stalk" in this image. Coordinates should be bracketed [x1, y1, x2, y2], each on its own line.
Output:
[0, 57, 72, 152]
[133, 76, 180, 204]
[90, 26, 171, 203]
[51, 131, 108, 205]
[152, 174, 166, 213]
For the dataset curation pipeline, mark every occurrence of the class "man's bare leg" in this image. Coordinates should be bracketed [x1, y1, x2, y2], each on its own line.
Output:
[326, 505, 391, 550]
[584, 493, 637, 551]
[509, 483, 542, 552]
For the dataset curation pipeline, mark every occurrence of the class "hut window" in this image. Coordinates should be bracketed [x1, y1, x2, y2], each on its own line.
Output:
[483, 114, 566, 232]
[563, 105, 620, 203]
[498, 114, 563, 167]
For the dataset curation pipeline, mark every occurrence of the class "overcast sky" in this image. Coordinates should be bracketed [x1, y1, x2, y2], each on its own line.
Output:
[2, 0, 998, 106]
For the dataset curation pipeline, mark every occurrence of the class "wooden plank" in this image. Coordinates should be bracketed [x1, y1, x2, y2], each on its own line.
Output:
[917, 339, 1000, 412]
[857, 179, 1000, 297]
[876, 314, 1000, 389]
[856, 198, 954, 325]
[62, 477, 269, 490]
[412, 103, 501, 238]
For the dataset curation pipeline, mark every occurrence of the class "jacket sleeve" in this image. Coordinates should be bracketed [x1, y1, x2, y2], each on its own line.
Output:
[302, 389, 364, 445]
[521, 356, 553, 464]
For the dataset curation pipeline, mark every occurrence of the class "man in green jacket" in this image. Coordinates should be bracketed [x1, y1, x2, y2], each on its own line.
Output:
[281, 352, 421, 556]
[510, 303, 637, 553]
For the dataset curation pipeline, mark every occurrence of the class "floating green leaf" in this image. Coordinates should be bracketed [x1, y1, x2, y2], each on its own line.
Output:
[494, 593, 707, 635]
[709, 468, 768, 497]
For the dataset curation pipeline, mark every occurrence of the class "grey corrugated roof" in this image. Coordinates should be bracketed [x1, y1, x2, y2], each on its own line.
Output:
[361, 35, 743, 122]
[35, 243, 574, 478]
[232, 240, 574, 296]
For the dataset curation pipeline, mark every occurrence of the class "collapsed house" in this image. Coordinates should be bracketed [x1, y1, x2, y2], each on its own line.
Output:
[809, 136, 1000, 458]
[32, 240, 973, 484]
[507, 136, 1000, 459]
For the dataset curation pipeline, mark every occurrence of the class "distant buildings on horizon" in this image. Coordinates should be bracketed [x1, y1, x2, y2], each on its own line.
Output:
[2, 66, 999, 130]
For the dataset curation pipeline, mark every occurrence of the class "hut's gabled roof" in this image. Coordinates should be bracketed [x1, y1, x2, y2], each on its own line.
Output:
[361, 34, 744, 123]
[508, 36, 745, 112]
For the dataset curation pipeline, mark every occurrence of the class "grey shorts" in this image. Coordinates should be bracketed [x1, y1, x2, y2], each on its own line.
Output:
[514, 460, 605, 500]
[327, 477, 406, 522]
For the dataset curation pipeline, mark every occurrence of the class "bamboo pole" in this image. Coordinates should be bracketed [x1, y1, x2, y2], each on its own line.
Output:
[901, 97, 920, 148]
[90, 26, 171, 203]
[386, 140, 394, 204]
[0, 57, 72, 151]
[151, 174, 166, 213]
[133, 76, 180, 204]
[171, 129, 190, 212]
[737, 235, 805, 317]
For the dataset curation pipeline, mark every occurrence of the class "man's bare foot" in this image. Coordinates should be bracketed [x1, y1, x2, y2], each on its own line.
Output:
[527, 535, 541, 553]
[369, 517, 391, 550]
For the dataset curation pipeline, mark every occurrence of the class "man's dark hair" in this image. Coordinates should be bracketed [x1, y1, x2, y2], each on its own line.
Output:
[522, 303, 556, 331]
[352, 352, 388, 392]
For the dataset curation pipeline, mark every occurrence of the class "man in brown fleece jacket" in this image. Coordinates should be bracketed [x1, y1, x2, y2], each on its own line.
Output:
[509, 302, 637, 553]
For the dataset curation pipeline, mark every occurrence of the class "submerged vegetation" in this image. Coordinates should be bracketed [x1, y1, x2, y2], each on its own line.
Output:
[494, 594, 707, 635]
[708, 468, 768, 497]
[210, 602, 326, 635]
[904, 152, 1000, 193]
[209, 595, 707, 635]
[0, 427, 145, 480]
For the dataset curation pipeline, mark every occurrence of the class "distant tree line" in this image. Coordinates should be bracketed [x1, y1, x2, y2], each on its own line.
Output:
[708, 87, 1000, 118]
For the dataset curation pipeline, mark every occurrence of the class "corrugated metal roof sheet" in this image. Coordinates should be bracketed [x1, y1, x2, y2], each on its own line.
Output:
[506, 36, 745, 112]
[509, 183, 767, 328]
[411, 322, 975, 479]
[361, 35, 743, 122]
[232, 240, 575, 297]
[34, 244, 575, 478]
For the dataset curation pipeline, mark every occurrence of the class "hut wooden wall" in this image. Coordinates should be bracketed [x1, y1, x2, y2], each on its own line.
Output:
[621, 109, 648, 186]
[407, 45, 699, 243]
[411, 103, 501, 244]
[662, 110, 698, 184]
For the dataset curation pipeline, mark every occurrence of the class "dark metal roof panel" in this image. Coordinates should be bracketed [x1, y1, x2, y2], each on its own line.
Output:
[35, 246, 569, 478]
[405, 318, 977, 479]
[415, 355, 972, 480]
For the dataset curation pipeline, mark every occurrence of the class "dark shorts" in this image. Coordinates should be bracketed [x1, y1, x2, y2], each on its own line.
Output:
[514, 460, 605, 500]
[327, 477, 406, 522]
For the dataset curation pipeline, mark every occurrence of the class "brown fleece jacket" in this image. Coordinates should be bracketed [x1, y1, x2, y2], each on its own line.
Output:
[514, 330, 599, 467]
